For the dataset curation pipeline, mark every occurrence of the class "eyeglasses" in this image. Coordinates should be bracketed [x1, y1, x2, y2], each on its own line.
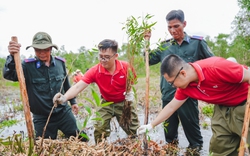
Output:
[169, 67, 183, 87]
[98, 53, 116, 62]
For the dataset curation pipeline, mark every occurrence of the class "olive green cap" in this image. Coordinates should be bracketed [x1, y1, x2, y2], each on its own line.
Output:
[26, 32, 58, 50]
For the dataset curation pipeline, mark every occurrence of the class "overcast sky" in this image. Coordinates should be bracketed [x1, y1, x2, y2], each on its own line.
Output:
[0, 0, 239, 58]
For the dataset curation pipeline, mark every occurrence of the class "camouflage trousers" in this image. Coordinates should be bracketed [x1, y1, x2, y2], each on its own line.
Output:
[94, 100, 139, 144]
[210, 102, 250, 156]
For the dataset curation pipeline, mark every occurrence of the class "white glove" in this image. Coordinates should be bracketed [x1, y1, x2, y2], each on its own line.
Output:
[53, 93, 66, 105]
[137, 124, 153, 135]
[124, 91, 134, 102]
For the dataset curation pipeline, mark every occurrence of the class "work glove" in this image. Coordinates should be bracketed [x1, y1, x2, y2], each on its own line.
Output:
[53, 93, 66, 105]
[124, 91, 134, 102]
[136, 123, 153, 135]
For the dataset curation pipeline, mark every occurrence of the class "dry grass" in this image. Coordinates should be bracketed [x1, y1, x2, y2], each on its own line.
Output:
[0, 134, 170, 156]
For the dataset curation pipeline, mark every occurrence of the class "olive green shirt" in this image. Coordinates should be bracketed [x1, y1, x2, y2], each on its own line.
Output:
[3, 55, 76, 116]
[149, 33, 214, 101]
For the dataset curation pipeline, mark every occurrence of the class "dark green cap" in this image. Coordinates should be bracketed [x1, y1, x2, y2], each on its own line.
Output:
[26, 32, 58, 50]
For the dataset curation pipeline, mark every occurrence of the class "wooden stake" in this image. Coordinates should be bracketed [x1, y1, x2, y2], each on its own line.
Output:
[239, 87, 250, 156]
[144, 33, 150, 125]
[12, 36, 34, 155]
[142, 30, 150, 154]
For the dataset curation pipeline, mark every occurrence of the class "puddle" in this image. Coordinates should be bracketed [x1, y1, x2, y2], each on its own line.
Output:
[0, 103, 14, 114]
[0, 113, 26, 138]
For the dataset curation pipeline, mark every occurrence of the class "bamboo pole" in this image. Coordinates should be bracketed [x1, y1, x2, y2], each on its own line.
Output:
[238, 87, 250, 156]
[12, 36, 34, 155]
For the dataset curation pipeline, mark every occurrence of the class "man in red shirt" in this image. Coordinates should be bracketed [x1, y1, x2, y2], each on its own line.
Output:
[53, 39, 139, 144]
[137, 54, 250, 155]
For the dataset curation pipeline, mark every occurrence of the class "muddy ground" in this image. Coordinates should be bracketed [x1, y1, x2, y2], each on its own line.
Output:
[0, 78, 213, 155]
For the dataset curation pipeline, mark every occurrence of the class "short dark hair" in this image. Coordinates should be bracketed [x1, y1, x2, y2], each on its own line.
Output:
[98, 39, 118, 53]
[161, 54, 186, 77]
[166, 10, 185, 22]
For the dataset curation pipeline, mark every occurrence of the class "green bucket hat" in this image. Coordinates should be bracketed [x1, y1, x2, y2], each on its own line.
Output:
[26, 32, 58, 50]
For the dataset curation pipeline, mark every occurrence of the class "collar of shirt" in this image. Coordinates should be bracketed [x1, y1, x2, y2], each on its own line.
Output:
[170, 32, 190, 44]
[98, 60, 124, 75]
[183, 32, 191, 43]
[35, 55, 56, 69]
[189, 62, 205, 87]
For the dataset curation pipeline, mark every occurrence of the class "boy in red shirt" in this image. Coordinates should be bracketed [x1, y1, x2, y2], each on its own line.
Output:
[137, 54, 250, 155]
[53, 39, 139, 144]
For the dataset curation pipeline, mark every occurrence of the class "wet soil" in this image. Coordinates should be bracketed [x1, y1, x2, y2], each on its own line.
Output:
[0, 78, 213, 155]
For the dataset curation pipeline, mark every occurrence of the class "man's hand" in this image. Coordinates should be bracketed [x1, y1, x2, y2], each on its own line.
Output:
[8, 41, 21, 56]
[137, 123, 153, 135]
[124, 91, 134, 102]
[53, 93, 66, 105]
[71, 104, 79, 115]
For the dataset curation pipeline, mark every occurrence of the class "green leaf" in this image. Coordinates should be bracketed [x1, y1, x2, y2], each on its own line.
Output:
[0, 140, 12, 146]
[92, 117, 104, 125]
[83, 117, 89, 128]
[91, 88, 101, 106]
[84, 97, 96, 107]
[79, 132, 89, 141]
[83, 105, 92, 116]
[101, 102, 114, 107]
[164, 122, 169, 127]
[78, 103, 84, 107]
[91, 117, 102, 121]
[95, 111, 101, 116]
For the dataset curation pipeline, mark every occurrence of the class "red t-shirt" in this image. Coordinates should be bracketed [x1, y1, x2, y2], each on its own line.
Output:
[175, 57, 248, 106]
[82, 60, 136, 103]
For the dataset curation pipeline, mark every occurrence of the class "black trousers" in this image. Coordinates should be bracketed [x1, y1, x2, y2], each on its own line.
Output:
[163, 98, 203, 147]
[33, 106, 79, 139]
